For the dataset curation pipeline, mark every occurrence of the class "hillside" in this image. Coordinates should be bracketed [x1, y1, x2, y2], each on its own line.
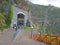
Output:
[28, 3, 60, 35]
[0, 0, 13, 30]
[14, 0, 29, 11]
[0, 0, 60, 35]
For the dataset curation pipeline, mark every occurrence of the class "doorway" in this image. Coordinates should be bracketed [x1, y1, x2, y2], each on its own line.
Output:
[17, 13, 24, 28]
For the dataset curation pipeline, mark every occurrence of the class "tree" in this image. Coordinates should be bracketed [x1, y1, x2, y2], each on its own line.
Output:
[6, 4, 13, 27]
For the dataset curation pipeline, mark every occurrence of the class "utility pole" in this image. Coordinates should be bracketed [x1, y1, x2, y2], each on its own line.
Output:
[43, 4, 50, 34]
[43, 7, 48, 34]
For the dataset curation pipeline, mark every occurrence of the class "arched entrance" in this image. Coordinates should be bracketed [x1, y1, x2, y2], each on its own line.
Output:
[17, 13, 24, 28]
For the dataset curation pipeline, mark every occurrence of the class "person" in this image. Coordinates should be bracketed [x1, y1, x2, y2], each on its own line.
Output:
[13, 24, 17, 31]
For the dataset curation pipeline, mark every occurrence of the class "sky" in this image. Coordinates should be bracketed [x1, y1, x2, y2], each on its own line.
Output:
[29, 0, 60, 8]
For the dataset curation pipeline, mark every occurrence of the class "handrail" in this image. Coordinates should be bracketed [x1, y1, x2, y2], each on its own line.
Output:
[30, 34, 60, 45]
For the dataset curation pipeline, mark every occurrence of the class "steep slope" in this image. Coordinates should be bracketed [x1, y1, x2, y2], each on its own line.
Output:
[28, 3, 60, 35]
[14, 0, 29, 11]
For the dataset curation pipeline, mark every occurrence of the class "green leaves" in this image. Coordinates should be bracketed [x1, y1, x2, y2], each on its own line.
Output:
[0, 13, 5, 25]
[28, 3, 60, 35]
[0, 13, 4, 19]
[0, 0, 13, 31]
[0, 13, 7, 31]
[23, 26, 31, 30]
[6, 5, 13, 27]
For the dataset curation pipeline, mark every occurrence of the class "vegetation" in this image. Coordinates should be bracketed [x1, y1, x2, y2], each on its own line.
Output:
[0, 13, 6, 31]
[14, 0, 29, 11]
[6, 4, 13, 27]
[28, 3, 60, 36]
[0, 0, 60, 35]
[38, 23, 44, 34]
[23, 26, 31, 30]
[0, 13, 5, 25]
[0, 0, 13, 31]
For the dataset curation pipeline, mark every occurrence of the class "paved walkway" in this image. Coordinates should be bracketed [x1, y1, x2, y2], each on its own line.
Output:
[14, 29, 39, 41]
[0, 29, 45, 45]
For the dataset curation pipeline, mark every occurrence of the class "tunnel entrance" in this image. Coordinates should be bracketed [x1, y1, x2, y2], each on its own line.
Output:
[17, 13, 24, 28]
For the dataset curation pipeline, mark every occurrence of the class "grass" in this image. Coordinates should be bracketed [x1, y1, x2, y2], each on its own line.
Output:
[23, 26, 31, 30]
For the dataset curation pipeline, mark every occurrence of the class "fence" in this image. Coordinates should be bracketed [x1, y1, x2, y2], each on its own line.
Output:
[30, 34, 60, 45]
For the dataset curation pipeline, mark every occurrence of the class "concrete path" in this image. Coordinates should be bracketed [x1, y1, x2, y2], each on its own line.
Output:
[14, 29, 39, 41]
[0, 29, 45, 45]
[0, 36, 45, 45]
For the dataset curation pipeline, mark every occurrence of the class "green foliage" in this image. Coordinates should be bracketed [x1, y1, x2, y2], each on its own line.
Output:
[38, 22, 44, 34]
[0, 13, 5, 19]
[0, 0, 13, 31]
[23, 26, 31, 30]
[0, 13, 7, 31]
[8, 0, 14, 5]
[0, 13, 6, 26]
[38, 28, 43, 34]
[0, 4, 4, 13]
[32, 23, 37, 28]
[6, 4, 13, 27]
[4, 0, 14, 4]
[3, 0, 8, 4]
[0, 24, 7, 31]
[28, 3, 60, 35]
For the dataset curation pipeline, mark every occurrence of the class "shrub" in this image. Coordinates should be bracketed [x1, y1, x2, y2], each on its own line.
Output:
[6, 4, 13, 27]
[23, 26, 31, 30]
[0, 24, 7, 32]
[38, 28, 43, 34]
